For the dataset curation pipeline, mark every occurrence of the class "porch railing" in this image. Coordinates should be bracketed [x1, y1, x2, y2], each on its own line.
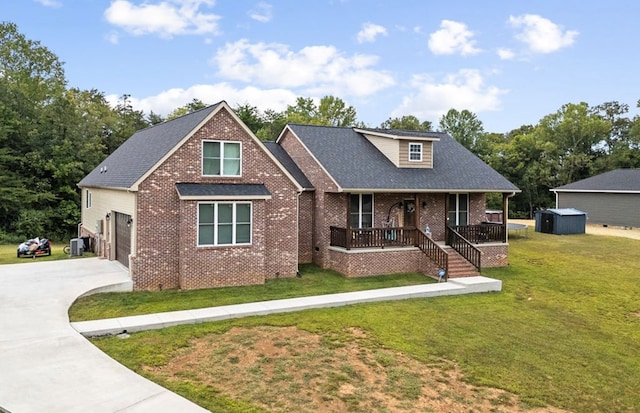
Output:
[330, 226, 417, 250]
[450, 223, 506, 244]
[415, 229, 448, 281]
[446, 226, 481, 272]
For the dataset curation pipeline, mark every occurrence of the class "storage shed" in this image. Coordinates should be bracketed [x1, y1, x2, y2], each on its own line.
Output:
[535, 208, 586, 235]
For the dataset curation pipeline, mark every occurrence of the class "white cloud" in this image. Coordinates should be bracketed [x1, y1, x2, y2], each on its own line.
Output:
[357, 22, 387, 44]
[508, 14, 578, 53]
[212, 39, 395, 96]
[248, 2, 272, 23]
[391, 69, 506, 119]
[428, 20, 481, 56]
[35, 0, 62, 8]
[107, 83, 297, 116]
[104, 0, 220, 38]
[497, 48, 515, 60]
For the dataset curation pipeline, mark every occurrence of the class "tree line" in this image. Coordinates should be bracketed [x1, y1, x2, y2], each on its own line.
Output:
[2, 22, 639, 240]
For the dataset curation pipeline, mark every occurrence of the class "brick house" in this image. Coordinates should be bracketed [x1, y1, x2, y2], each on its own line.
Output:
[79, 102, 305, 290]
[78, 102, 519, 290]
[276, 124, 520, 280]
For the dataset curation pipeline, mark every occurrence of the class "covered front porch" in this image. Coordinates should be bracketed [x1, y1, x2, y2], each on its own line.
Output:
[324, 192, 512, 280]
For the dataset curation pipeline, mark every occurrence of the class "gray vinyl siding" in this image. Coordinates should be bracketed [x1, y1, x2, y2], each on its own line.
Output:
[557, 192, 640, 227]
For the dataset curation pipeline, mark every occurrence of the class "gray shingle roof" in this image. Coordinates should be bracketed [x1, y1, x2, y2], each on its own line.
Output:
[554, 169, 640, 192]
[263, 141, 313, 189]
[175, 183, 270, 197]
[79, 104, 220, 189]
[286, 124, 519, 192]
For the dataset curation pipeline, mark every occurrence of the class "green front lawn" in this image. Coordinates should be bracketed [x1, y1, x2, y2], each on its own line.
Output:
[0, 242, 93, 265]
[69, 266, 436, 321]
[77, 233, 640, 412]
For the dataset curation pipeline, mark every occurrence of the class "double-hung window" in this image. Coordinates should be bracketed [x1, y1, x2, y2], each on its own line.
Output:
[408, 142, 423, 162]
[350, 194, 373, 228]
[198, 202, 251, 246]
[448, 193, 469, 226]
[202, 141, 241, 176]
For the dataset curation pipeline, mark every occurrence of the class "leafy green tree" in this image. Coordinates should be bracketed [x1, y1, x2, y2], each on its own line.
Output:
[106, 94, 149, 154]
[380, 115, 432, 131]
[256, 109, 287, 141]
[438, 109, 484, 151]
[285, 96, 358, 127]
[147, 111, 165, 125]
[234, 103, 264, 134]
[536, 102, 609, 185]
[167, 98, 209, 120]
[0, 22, 68, 237]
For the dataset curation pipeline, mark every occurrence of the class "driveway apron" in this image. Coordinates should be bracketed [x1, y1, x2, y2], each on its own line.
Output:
[0, 258, 208, 413]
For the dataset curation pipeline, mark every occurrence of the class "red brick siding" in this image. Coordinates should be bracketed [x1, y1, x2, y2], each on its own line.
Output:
[279, 129, 340, 269]
[478, 244, 509, 267]
[133, 108, 299, 290]
[298, 191, 314, 263]
[328, 248, 423, 277]
[178, 199, 267, 289]
[469, 193, 487, 225]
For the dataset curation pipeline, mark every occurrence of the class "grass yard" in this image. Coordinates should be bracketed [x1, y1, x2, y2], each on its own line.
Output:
[76, 232, 640, 412]
[0, 242, 92, 265]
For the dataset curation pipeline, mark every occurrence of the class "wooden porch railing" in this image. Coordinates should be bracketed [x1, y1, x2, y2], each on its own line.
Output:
[450, 223, 506, 244]
[446, 226, 481, 272]
[330, 226, 417, 250]
[415, 229, 448, 281]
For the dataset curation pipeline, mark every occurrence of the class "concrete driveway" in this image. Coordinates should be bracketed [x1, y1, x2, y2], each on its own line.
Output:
[0, 258, 208, 413]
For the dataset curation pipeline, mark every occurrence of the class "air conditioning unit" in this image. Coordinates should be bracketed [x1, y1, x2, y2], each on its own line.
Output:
[70, 238, 84, 257]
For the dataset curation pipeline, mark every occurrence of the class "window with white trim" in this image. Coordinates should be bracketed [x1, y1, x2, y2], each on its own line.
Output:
[202, 141, 241, 176]
[448, 193, 469, 226]
[350, 194, 373, 228]
[85, 189, 92, 209]
[408, 142, 423, 162]
[198, 202, 251, 246]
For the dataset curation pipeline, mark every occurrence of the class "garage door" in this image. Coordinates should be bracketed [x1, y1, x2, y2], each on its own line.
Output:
[115, 212, 132, 268]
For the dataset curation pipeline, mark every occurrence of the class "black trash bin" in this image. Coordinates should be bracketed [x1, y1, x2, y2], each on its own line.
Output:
[81, 236, 91, 252]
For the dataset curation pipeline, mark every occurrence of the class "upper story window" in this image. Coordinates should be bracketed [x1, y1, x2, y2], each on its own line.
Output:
[202, 141, 241, 177]
[85, 189, 92, 209]
[408, 142, 423, 162]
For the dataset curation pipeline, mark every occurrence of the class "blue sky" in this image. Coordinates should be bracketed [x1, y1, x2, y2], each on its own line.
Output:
[3, 0, 639, 133]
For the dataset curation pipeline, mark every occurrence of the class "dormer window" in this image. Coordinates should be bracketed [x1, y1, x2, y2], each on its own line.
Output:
[203, 141, 241, 177]
[354, 129, 438, 169]
[408, 143, 423, 162]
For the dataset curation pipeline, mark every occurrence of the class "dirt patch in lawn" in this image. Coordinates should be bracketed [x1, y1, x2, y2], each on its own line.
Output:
[146, 326, 569, 412]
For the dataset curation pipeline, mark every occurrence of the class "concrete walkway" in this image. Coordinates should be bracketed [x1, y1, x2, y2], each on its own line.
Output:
[73, 276, 501, 337]
[1, 257, 501, 413]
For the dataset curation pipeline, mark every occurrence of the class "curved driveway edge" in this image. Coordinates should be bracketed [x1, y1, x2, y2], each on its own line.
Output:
[0, 258, 208, 413]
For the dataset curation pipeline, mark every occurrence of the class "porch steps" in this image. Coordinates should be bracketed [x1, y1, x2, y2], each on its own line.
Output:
[446, 248, 480, 278]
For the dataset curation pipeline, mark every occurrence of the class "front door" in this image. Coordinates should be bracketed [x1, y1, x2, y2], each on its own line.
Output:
[404, 200, 416, 228]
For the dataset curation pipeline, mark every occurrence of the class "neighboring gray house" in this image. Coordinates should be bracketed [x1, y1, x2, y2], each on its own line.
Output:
[552, 169, 640, 228]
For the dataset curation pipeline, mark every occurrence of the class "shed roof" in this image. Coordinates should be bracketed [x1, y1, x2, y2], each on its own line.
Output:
[542, 208, 587, 216]
[283, 124, 519, 193]
[553, 169, 640, 193]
